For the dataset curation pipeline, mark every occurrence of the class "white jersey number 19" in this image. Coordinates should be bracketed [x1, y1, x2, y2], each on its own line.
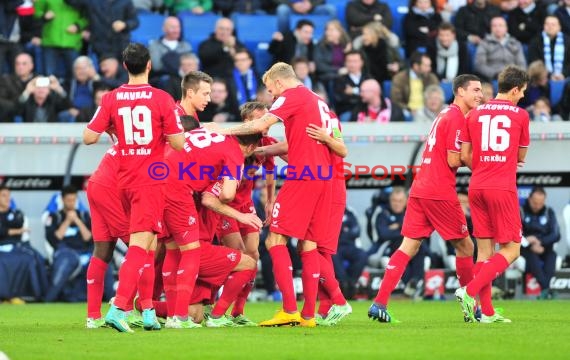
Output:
[118, 105, 153, 145]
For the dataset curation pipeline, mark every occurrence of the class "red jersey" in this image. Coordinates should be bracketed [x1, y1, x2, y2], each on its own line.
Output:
[410, 104, 464, 201]
[87, 84, 183, 188]
[460, 99, 530, 193]
[165, 128, 245, 198]
[175, 101, 199, 120]
[89, 145, 119, 186]
[269, 85, 333, 177]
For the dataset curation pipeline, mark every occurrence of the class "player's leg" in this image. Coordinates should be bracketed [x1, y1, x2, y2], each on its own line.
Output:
[152, 241, 165, 301]
[230, 231, 259, 325]
[450, 237, 475, 287]
[138, 236, 161, 330]
[318, 252, 351, 326]
[86, 240, 115, 328]
[162, 239, 180, 323]
[170, 239, 201, 327]
[297, 239, 321, 326]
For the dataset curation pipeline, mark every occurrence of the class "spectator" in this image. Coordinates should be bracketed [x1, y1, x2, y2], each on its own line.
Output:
[98, 54, 128, 89]
[214, 0, 269, 15]
[132, 0, 165, 13]
[345, 0, 393, 38]
[488, 0, 519, 12]
[368, 187, 429, 298]
[403, 0, 443, 62]
[332, 206, 368, 300]
[434, 22, 470, 81]
[521, 187, 561, 299]
[162, 52, 200, 99]
[355, 21, 400, 84]
[34, 0, 87, 82]
[164, 0, 213, 14]
[61, 56, 100, 122]
[65, 0, 139, 60]
[454, 0, 501, 46]
[481, 81, 494, 103]
[413, 84, 447, 122]
[76, 84, 112, 123]
[474, 16, 527, 81]
[198, 17, 245, 81]
[508, 0, 547, 46]
[268, 19, 315, 66]
[555, 0, 570, 35]
[352, 79, 405, 123]
[529, 96, 562, 122]
[519, 60, 549, 108]
[0, 52, 35, 122]
[557, 80, 570, 120]
[528, 15, 570, 80]
[439, 0, 468, 22]
[229, 48, 259, 106]
[391, 51, 440, 117]
[292, 56, 325, 93]
[314, 19, 351, 97]
[333, 50, 370, 122]
[0, 185, 48, 303]
[44, 185, 93, 302]
[200, 78, 239, 122]
[16, 75, 70, 123]
[273, 0, 336, 33]
[148, 16, 193, 77]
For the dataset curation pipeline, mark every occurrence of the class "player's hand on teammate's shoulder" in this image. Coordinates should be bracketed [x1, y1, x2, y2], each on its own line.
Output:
[306, 123, 329, 143]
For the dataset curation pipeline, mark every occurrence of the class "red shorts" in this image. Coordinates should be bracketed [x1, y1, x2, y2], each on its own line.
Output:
[190, 280, 214, 305]
[218, 202, 259, 239]
[269, 180, 332, 243]
[198, 240, 241, 287]
[120, 185, 164, 234]
[469, 189, 522, 244]
[320, 201, 345, 254]
[163, 198, 199, 246]
[87, 181, 128, 242]
[402, 196, 468, 241]
[198, 206, 221, 242]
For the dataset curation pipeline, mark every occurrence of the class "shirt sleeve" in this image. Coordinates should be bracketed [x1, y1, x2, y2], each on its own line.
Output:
[458, 113, 472, 144]
[519, 111, 530, 147]
[446, 112, 464, 153]
[162, 94, 184, 136]
[268, 95, 294, 122]
[86, 93, 112, 134]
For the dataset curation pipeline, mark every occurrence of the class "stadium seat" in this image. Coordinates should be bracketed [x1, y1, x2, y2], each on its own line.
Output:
[326, 0, 347, 27]
[549, 80, 565, 108]
[179, 13, 221, 51]
[382, 80, 391, 97]
[467, 43, 477, 73]
[290, 14, 332, 40]
[390, 4, 408, 40]
[131, 12, 166, 46]
[233, 14, 278, 54]
[440, 82, 453, 103]
[255, 43, 273, 74]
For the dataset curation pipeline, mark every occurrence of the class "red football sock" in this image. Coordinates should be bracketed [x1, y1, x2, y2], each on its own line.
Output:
[153, 300, 168, 318]
[473, 262, 494, 316]
[466, 254, 509, 298]
[174, 247, 200, 318]
[300, 249, 320, 319]
[162, 248, 180, 318]
[374, 250, 410, 306]
[455, 255, 474, 287]
[138, 250, 155, 310]
[317, 285, 332, 317]
[212, 269, 256, 318]
[231, 268, 257, 317]
[124, 283, 137, 312]
[114, 245, 147, 310]
[269, 245, 297, 313]
[86, 256, 108, 319]
[153, 254, 164, 300]
[318, 252, 346, 305]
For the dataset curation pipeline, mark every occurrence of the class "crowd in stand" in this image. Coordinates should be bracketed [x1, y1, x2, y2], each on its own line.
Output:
[2, 0, 570, 123]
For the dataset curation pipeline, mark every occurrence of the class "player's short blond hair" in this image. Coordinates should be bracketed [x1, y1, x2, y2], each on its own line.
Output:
[262, 62, 297, 84]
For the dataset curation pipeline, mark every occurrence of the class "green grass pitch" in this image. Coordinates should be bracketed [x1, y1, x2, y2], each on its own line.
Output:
[0, 300, 569, 359]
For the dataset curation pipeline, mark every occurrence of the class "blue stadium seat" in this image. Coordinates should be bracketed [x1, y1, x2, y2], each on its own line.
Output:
[382, 80, 391, 97]
[290, 14, 332, 40]
[326, 0, 347, 27]
[390, 4, 408, 40]
[255, 43, 273, 74]
[440, 82, 453, 103]
[179, 13, 221, 51]
[233, 14, 278, 54]
[467, 43, 477, 73]
[549, 80, 565, 108]
[131, 12, 166, 46]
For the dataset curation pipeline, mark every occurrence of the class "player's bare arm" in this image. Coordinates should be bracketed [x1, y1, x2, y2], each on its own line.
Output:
[447, 151, 463, 168]
[219, 178, 239, 204]
[220, 113, 279, 136]
[82, 128, 101, 145]
[306, 124, 348, 158]
[518, 147, 528, 167]
[167, 133, 186, 151]
[255, 141, 289, 156]
[460, 142, 473, 169]
[201, 193, 263, 229]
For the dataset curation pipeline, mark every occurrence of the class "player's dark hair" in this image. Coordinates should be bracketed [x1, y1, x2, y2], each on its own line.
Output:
[235, 133, 263, 146]
[452, 74, 481, 95]
[295, 19, 314, 30]
[181, 70, 213, 94]
[529, 186, 547, 198]
[497, 66, 529, 94]
[122, 43, 150, 75]
[180, 115, 200, 131]
[240, 101, 267, 121]
[61, 185, 78, 197]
